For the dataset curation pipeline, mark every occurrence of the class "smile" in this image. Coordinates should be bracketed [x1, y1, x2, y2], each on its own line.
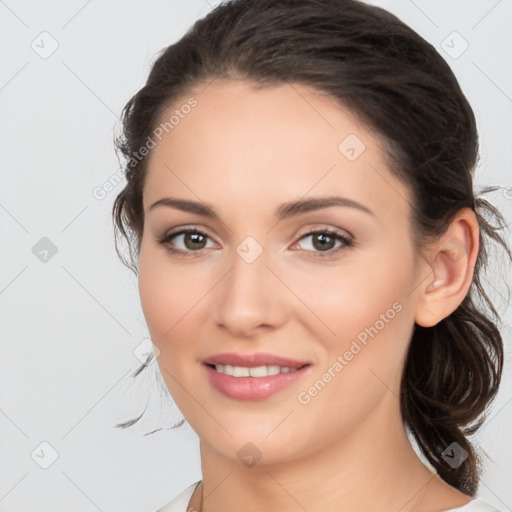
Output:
[210, 364, 302, 377]
[204, 363, 312, 400]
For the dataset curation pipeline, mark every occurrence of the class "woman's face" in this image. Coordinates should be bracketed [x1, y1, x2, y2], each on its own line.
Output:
[138, 79, 427, 465]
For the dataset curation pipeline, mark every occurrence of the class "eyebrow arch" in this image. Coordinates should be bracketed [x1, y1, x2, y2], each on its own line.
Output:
[148, 195, 374, 220]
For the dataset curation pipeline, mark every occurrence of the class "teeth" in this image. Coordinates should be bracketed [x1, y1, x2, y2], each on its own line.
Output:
[213, 364, 297, 377]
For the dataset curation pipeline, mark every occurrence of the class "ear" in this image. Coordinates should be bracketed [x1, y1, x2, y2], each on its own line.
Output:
[414, 208, 480, 327]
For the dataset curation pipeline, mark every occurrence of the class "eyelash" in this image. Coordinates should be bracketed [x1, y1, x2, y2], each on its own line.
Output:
[156, 227, 354, 259]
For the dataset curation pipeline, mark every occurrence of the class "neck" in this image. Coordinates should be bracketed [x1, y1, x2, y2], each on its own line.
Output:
[194, 392, 467, 512]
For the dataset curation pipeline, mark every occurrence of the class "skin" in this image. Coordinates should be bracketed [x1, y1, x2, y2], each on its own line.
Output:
[137, 79, 480, 512]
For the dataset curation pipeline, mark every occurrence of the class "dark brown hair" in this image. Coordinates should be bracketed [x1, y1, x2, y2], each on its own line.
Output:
[112, 0, 511, 495]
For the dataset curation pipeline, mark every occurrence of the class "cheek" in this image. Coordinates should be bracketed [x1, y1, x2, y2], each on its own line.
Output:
[296, 248, 417, 393]
[137, 244, 219, 408]
[295, 265, 415, 431]
[137, 251, 200, 408]
[137, 244, 196, 346]
[293, 251, 414, 334]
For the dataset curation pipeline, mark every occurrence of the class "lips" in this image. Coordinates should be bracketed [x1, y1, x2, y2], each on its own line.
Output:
[203, 352, 310, 369]
[204, 362, 312, 400]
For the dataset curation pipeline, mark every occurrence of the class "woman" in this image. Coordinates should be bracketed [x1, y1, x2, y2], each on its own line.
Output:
[112, 0, 511, 510]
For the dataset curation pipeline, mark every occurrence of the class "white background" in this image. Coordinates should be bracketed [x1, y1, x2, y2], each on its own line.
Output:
[0, 1, 511, 511]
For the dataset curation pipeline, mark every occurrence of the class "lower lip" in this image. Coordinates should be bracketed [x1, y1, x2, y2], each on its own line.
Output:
[204, 364, 311, 401]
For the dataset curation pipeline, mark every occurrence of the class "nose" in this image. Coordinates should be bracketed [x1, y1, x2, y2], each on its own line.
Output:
[212, 245, 289, 338]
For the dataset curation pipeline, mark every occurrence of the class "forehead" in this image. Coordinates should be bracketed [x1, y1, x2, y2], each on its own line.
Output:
[142, 79, 410, 222]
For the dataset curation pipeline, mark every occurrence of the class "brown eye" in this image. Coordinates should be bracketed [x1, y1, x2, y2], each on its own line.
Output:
[295, 229, 353, 259]
[311, 232, 337, 251]
[182, 232, 208, 250]
[156, 228, 216, 257]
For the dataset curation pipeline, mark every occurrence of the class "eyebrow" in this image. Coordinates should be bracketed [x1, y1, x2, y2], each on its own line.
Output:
[148, 195, 374, 220]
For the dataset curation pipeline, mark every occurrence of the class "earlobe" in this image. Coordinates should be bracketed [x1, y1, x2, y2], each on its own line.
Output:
[414, 208, 480, 328]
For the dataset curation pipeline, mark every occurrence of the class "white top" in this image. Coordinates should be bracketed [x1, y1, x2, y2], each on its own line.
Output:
[155, 481, 502, 512]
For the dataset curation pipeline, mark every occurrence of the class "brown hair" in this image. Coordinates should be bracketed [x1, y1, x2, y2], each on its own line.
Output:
[112, 0, 511, 495]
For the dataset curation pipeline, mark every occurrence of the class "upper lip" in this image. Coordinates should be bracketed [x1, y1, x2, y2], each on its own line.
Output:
[203, 352, 310, 368]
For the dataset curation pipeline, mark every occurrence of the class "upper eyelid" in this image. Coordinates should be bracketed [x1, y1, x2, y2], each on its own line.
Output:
[162, 225, 219, 244]
[161, 225, 352, 247]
